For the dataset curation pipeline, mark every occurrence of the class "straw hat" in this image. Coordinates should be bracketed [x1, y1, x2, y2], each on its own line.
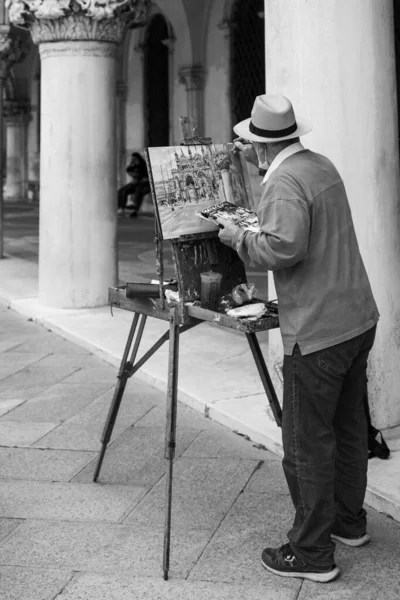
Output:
[233, 94, 312, 143]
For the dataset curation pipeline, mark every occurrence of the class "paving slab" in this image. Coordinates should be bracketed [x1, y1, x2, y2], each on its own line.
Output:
[245, 459, 289, 495]
[72, 426, 201, 486]
[181, 427, 274, 461]
[0, 566, 73, 600]
[8, 335, 91, 355]
[0, 352, 49, 380]
[0, 381, 113, 423]
[32, 353, 111, 369]
[0, 520, 213, 578]
[0, 397, 26, 417]
[59, 573, 299, 600]
[0, 339, 25, 352]
[125, 457, 258, 530]
[0, 479, 147, 522]
[0, 364, 80, 400]
[132, 401, 208, 431]
[0, 518, 23, 542]
[299, 511, 400, 599]
[61, 367, 118, 384]
[34, 387, 157, 451]
[188, 491, 295, 586]
[0, 447, 96, 481]
[0, 421, 58, 446]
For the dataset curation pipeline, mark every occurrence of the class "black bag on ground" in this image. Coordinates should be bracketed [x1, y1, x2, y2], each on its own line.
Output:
[364, 389, 390, 460]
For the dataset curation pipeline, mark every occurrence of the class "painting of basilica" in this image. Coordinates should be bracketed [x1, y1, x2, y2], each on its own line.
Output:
[146, 143, 253, 239]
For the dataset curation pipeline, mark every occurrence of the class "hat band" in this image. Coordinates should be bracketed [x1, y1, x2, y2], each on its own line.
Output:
[249, 120, 297, 138]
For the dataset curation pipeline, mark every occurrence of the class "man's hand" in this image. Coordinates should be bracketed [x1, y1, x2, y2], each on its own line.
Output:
[216, 217, 241, 247]
[233, 138, 258, 168]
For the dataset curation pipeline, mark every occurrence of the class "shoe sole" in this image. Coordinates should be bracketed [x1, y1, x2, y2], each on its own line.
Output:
[331, 533, 371, 547]
[261, 557, 340, 583]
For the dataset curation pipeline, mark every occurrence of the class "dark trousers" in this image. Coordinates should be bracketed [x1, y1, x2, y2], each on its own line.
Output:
[282, 325, 376, 566]
[117, 180, 150, 211]
[118, 182, 137, 209]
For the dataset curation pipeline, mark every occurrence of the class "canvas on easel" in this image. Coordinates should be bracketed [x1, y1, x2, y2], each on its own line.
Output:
[145, 142, 254, 315]
[146, 143, 254, 240]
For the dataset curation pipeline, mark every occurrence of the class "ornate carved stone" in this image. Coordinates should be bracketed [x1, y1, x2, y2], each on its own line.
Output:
[217, 18, 234, 40]
[160, 33, 176, 55]
[6, 0, 150, 44]
[0, 26, 29, 79]
[178, 65, 205, 92]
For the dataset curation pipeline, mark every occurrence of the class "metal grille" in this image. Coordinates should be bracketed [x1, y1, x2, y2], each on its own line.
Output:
[230, 0, 265, 127]
[144, 14, 170, 147]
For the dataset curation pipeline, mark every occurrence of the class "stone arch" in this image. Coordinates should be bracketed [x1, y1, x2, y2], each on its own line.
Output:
[230, 0, 265, 125]
[203, 0, 234, 141]
[121, 0, 191, 153]
[144, 13, 171, 146]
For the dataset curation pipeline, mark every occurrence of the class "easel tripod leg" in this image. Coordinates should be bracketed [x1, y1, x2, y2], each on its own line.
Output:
[93, 313, 147, 482]
[246, 332, 282, 427]
[163, 306, 180, 581]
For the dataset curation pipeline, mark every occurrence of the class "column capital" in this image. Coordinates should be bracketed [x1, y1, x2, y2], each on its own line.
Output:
[217, 18, 234, 39]
[6, 0, 150, 45]
[178, 65, 205, 92]
[0, 27, 29, 79]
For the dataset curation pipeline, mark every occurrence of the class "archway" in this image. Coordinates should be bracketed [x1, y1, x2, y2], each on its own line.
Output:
[230, 0, 265, 126]
[144, 14, 170, 146]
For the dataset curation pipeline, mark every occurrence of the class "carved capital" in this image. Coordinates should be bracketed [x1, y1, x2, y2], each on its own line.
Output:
[39, 41, 116, 59]
[6, 0, 150, 44]
[217, 18, 233, 39]
[178, 65, 205, 92]
[0, 26, 29, 79]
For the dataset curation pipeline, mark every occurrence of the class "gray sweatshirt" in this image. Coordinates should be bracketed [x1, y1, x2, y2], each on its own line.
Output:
[232, 149, 379, 355]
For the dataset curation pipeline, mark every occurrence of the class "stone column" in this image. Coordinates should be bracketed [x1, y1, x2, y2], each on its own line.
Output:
[116, 79, 127, 188]
[264, 0, 400, 428]
[178, 65, 206, 136]
[0, 26, 28, 256]
[8, 0, 150, 308]
[216, 18, 233, 137]
[27, 72, 40, 201]
[4, 100, 29, 201]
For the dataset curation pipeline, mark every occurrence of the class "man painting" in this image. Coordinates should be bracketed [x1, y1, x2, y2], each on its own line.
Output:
[216, 94, 379, 583]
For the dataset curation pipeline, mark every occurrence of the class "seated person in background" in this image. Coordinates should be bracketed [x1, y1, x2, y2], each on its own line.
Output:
[117, 152, 150, 217]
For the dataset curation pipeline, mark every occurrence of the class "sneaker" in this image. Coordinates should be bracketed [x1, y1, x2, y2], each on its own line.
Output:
[331, 532, 371, 547]
[261, 543, 340, 583]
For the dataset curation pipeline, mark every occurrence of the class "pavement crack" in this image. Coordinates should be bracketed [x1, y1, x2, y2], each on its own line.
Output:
[232, 391, 265, 399]
[295, 578, 305, 599]
[186, 459, 264, 580]
[52, 571, 79, 599]
[212, 348, 248, 366]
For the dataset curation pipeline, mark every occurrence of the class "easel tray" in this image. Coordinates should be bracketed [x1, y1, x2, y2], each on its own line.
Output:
[109, 287, 279, 333]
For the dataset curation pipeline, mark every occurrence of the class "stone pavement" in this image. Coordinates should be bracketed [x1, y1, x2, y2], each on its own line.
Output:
[1, 302, 400, 599]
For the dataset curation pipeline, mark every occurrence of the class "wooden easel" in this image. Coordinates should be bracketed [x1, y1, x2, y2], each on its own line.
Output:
[93, 119, 282, 581]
